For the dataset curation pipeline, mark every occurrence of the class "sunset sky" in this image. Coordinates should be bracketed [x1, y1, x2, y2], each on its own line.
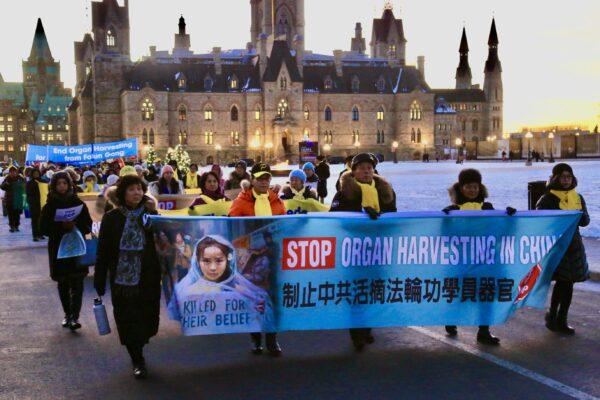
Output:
[0, 0, 598, 132]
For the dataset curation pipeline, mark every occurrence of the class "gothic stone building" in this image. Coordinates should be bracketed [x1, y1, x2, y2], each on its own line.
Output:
[70, 0, 503, 163]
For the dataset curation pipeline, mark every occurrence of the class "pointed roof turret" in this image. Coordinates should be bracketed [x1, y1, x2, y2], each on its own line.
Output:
[488, 18, 499, 46]
[485, 18, 502, 72]
[456, 27, 472, 88]
[179, 15, 186, 35]
[29, 18, 53, 61]
[459, 27, 469, 54]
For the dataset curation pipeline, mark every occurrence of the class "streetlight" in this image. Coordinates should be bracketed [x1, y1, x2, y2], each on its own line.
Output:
[323, 143, 331, 157]
[422, 140, 429, 162]
[455, 137, 463, 164]
[215, 144, 222, 165]
[265, 142, 273, 163]
[548, 131, 555, 163]
[525, 131, 533, 166]
[354, 141, 361, 153]
[392, 141, 399, 163]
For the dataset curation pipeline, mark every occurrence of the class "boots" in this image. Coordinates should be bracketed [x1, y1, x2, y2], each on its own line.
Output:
[556, 311, 575, 335]
[445, 325, 458, 336]
[250, 333, 263, 355]
[545, 311, 558, 332]
[476, 326, 500, 346]
[265, 333, 282, 357]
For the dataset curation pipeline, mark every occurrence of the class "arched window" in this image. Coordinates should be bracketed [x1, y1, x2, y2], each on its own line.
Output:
[280, 76, 287, 91]
[178, 105, 187, 121]
[376, 76, 386, 92]
[377, 130, 385, 144]
[410, 101, 422, 121]
[351, 76, 360, 93]
[106, 29, 116, 47]
[142, 128, 148, 145]
[231, 106, 239, 121]
[324, 106, 332, 121]
[179, 130, 188, 145]
[141, 98, 154, 121]
[204, 76, 214, 91]
[352, 106, 360, 122]
[230, 131, 240, 145]
[176, 72, 186, 90]
[304, 105, 310, 121]
[389, 44, 396, 57]
[204, 131, 214, 145]
[204, 106, 213, 121]
[324, 76, 333, 91]
[303, 129, 310, 139]
[411, 128, 416, 143]
[377, 106, 385, 121]
[417, 129, 422, 143]
[149, 129, 155, 145]
[255, 105, 262, 121]
[229, 74, 238, 90]
[324, 130, 333, 144]
[277, 99, 289, 119]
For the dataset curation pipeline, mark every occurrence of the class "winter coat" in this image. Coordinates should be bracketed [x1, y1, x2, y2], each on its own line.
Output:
[103, 185, 157, 213]
[444, 183, 494, 211]
[335, 167, 352, 193]
[224, 171, 251, 191]
[330, 171, 397, 213]
[40, 193, 93, 281]
[229, 187, 286, 216]
[94, 197, 161, 346]
[280, 185, 319, 201]
[25, 178, 42, 216]
[190, 191, 230, 207]
[149, 177, 183, 197]
[0, 175, 25, 212]
[315, 162, 330, 198]
[536, 192, 590, 282]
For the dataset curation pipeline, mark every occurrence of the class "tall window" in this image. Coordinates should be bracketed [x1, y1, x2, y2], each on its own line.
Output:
[141, 98, 154, 121]
[377, 130, 385, 144]
[304, 105, 310, 121]
[204, 106, 213, 121]
[204, 131, 214, 145]
[254, 130, 262, 146]
[106, 29, 116, 47]
[204, 76, 214, 91]
[277, 99, 289, 119]
[389, 44, 397, 57]
[255, 105, 262, 121]
[377, 106, 385, 121]
[410, 101, 422, 121]
[417, 129, 422, 143]
[353, 130, 360, 144]
[231, 131, 240, 145]
[229, 75, 238, 90]
[231, 106, 239, 121]
[324, 107, 332, 121]
[177, 77, 186, 89]
[376, 76, 386, 92]
[461, 120, 466, 131]
[178, 105, 187, 121]
[149, 129, 155, 145]
[324, 130, 333, 144]
[351, 76, 360, 93]
[179, 130, 188, 145]
[303, 129, 310, 139]
[352, 106, 360, 122]
[280, 77, 287, 91]
[324, 76, 333, 91]
[142, 128, 148, 145]
[411, 128, 416, 143]
[472, 119, 479, 132]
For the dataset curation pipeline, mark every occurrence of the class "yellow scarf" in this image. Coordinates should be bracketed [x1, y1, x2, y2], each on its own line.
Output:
[84, 181, 95, 193]
[290, 186, 306, 201]
[550, 189, 582, 210]
[199, 195, 215, 204]
[356, 179, 380, 213]
[253, 189, 272, 216]
[186, 172, 198, 189]
[459, 202, 483, 211]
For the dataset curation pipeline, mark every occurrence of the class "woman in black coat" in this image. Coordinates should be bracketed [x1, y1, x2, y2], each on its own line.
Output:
[94, 175, 161, 379]
[26, 168, 43, 241]
[40, 171, 93, 331]
[536, 163, 589, 335]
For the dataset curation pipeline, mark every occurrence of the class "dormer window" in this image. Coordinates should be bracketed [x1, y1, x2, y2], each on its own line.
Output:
[106, 29, 116, 47]
[324, 76, 333, 91]
[204, 76, 214, 92]
[141, 98, 155, 121]
[230, 75, 238, 90]
[389, 44, 396, 57]
[277, 99, 289, 119]
[351, 76, 360, 93]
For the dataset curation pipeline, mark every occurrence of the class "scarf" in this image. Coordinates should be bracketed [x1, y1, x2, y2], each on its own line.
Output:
[187, 172, 198, 189]
[550, 189, 582, 210]
[290, 186, 307, 201]
[253, 189, 272, 216]
[114, 206, 146, 291]
[84, 181, 95, 193]
[459, 202, 483, 211]
[356, 179, 380, 213]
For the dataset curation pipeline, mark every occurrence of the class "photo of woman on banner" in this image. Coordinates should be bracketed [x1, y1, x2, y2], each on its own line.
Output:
[168, 235, 275, 336]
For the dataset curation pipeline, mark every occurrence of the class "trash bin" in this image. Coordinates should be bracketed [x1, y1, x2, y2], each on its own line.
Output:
[528, 181, 547, 210]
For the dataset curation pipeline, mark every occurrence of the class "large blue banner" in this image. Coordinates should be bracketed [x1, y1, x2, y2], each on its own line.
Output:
[150, 211, 581, 336]
[25, 139, 138, 165]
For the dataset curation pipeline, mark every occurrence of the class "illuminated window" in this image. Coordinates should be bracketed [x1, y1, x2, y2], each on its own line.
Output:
[20, 145, 26, 152]
[277, 99, 289, 119]
[141, 98, 155, 121]
[229, 75, 238, 90]
[204, 106, 213, 121]
[254, 130, 262, 145]
[178, 105, 187, 121]
[42, 133, 46, 141]
[7, 136, 14, 142]
[0, 125, 4, 132]
[57, 134, 62, 141]
[0, 145, 4, 151]
[65, 124, 69, 130]
[231, 106, 239, 121]
[7, 116, 13, 122]
[0, 136, 4, 142]
[204, 131, 214, 145]
[0, 117, 3, 121]
[48, 134, 54, 141]
[179, 130, 188, 145]
[324, 130, 333, 144]
[377, 106, 384, 121]
[106, 29, 116, 47]
[324, 107, 332, 121]
[255, 105, 261, 121]
[389, 44, 397, 56]
[353, 130, 360, 144]
[7, 145, 13, 152]
[231, 131, 240, 145]
[304, 105, 310, 121]
[410, 101, 422, 121]
[352, 106, 359, 121]
[303, 129, 310, 139]
[324, 76, 333, 91]
[7, 125, 13, 132]
[177, 77, 186, 89]
[411, 128, 416, 143]
[417, 129, 422, 143]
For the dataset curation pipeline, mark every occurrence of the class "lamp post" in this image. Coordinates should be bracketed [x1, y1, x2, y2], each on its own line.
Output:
[502, 133, 511, 161]
[525, 131, 533, 166]
[323, 143, 331, 158]
[548, 131, 555, 163]
[455, 137, 463, 164]
[250, 138, 260, 162]
[215, 144, 222, 165]
[354, 141, 361, 154]
[422, 140, 428, 162]
[392, 141, 399, 163]
[265, 142, 273, 163]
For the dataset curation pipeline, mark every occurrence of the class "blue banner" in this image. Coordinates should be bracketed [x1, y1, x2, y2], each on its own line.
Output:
[150, 211, 581, 336]
[25, 139, 138, 165]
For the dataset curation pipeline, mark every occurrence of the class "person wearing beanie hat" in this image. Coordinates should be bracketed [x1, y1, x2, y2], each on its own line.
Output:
[148, 164, 183, 197]
[302, 162, 319, 189]
[280, 169, 318, 201]
[119, 165, 137, 178]
[536, 163, 589, 335]
[80, 170, 101, 193]
[442, 168, 517, 345]
[330, 152, 397, 351]
[225, 161, 251, 191]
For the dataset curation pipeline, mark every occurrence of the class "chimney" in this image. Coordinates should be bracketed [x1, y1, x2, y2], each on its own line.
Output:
[333, 50, 343, 76]
[212, 47, 222, 75]
[417, 56, 425, 80]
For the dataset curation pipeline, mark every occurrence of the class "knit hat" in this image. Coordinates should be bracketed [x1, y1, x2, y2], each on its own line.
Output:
[119, 165, 137, 177]
[302, 162, 316, 172]
[235, 160, 247, 169]
[552, 163, 574, 177]
[106, 174, 119, 186]
[351, 153, 378, 170]
[82, 170, 97, 181]
[134, 164, 144, 172]
[458, 169, 482, 186]
[161, 164, 175, 178]
[289, 169, 307, 183]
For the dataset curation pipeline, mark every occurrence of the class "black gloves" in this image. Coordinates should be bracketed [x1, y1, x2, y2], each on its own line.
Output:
[95, 285, 105, 297]
[364, 207, 380, 220]
[506, 207, 517, 216]
[442, 205, 459, 215]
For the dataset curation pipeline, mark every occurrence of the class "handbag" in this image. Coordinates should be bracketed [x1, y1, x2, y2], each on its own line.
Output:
[78, 237, 98, 267]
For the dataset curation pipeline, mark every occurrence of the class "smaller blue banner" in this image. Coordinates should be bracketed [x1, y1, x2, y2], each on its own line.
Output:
[26, 139, 138, 165]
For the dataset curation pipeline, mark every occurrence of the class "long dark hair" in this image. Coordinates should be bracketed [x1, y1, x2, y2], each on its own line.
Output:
[196, 237, 232, 283]
[49, 171, 74, 199]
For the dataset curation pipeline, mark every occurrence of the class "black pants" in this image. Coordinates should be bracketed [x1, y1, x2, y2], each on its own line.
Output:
[30, 210, 41, 238]
[126, 342, 145, 366]
[349, 328, 372, 344]
[550, 281, 574, 319]
[57, 275, 85, 319]
[7, 209, 20, 229]
[251, 332, 277, 343]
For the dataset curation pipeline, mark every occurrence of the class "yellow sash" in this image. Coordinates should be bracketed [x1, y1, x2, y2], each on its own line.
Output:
[38, 181, 49, 209]
[356, 179, 380, 213]
[284, 198, 330, 213]
[459, 202, 483, 211]
[253, 189, 272, 216]
[550, 190, 582, 210]
[84, 182, 95, 193]
[186, 172, 198, 189]
[188, 200, 232, 216]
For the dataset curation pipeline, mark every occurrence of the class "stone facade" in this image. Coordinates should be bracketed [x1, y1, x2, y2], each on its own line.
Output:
[70, 0, 503, 164]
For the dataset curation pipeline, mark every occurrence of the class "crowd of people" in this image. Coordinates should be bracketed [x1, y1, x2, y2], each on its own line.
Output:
[0, 155, 589, 379]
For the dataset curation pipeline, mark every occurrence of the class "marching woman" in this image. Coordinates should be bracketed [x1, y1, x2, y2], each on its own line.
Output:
[536, 163, 589, 335]
[442, 168, 516, 345]
[94, 175, 161, 379]
[25, 168, 44, 241]
[40, 171, 93, 330]
[1, 166, 25, 232]
[190, 171, 230, 207]
[229, 163, 285, 356]
[330, 153, 397, 351]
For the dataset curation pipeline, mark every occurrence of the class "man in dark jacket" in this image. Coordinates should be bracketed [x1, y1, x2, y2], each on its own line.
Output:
[1, 166, 25, 232]
[225, 160, 251, 190]
[315, 155, 330, 203]
[330, 153, 397, 351]
[26, 168, 44, 241]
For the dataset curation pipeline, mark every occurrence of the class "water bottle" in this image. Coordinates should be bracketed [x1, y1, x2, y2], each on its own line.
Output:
[93, 298, 111, 336]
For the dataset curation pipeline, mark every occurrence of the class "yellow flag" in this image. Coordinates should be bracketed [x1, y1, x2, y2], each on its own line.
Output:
[189, 200, 232, 216]
[158, 208, 190, 216]
[185, 188, 202, 195]
[38, 181, 49, 209]
[284, 198, 330, 214]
